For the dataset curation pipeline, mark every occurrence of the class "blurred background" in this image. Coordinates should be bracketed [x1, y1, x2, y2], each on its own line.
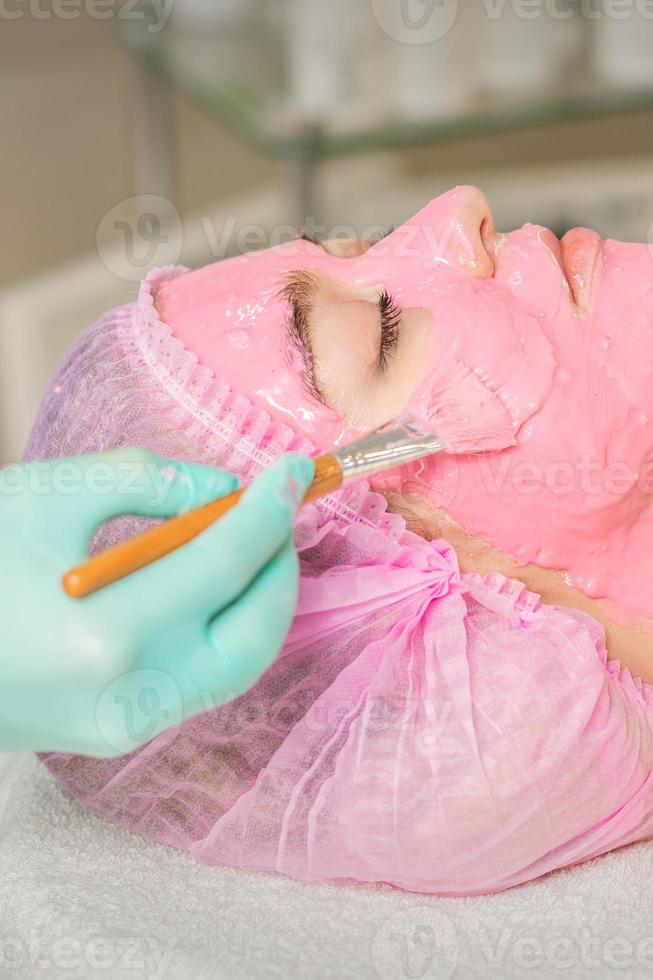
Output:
[2, 0, 653, 460]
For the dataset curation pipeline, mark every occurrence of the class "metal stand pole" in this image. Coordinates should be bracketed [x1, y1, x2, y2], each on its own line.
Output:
[130, 59, 175, 200]
[287, 125, 324, 233]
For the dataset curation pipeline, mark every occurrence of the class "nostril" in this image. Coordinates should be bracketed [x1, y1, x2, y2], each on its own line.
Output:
[479, 217, 493, 253]
[454, 187, 496, 279]
[471, 216, 495, 279]
[479, 217, 497, 274]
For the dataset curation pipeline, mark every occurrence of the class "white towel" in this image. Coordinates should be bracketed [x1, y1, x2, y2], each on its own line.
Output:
[0, 754, 651, 980]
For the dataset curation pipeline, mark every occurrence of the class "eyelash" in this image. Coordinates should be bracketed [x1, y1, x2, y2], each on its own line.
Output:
[378, 290, 402, 372]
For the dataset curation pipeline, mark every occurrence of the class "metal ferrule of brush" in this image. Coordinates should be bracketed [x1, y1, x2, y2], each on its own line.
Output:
[333, 420, 444, 482]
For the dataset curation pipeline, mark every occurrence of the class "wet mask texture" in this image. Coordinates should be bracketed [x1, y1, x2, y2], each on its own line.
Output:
[25, 266, 653, 894]
[157, 188, 653, 626]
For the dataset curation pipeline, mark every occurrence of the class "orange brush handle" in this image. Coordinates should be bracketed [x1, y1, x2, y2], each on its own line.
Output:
[63, 454, 343, 599]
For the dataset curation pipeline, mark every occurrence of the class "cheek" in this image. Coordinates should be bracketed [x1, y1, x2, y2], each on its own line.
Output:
[401, 278, 557, 433]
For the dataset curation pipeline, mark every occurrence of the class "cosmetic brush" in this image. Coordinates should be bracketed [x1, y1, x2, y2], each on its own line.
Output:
[62, 365, 515, 599]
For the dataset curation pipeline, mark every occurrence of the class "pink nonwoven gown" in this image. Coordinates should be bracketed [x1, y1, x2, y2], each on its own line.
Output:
[27, 270, 653, 896]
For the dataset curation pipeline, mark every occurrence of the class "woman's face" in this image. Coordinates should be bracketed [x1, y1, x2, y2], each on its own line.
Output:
[157, 186, 653, 623]
[158, 187, 558, 444]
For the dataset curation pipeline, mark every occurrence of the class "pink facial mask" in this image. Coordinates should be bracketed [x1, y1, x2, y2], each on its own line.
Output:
[157, 186, 653, 626]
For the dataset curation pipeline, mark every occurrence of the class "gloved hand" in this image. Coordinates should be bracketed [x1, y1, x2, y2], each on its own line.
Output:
[0, 446, 314, 757]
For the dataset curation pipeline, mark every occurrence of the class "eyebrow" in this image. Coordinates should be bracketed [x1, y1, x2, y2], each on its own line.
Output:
[280, 270, 325, 404]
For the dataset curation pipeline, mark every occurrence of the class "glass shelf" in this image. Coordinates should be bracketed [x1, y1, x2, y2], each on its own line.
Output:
[116, 15, 653, 161]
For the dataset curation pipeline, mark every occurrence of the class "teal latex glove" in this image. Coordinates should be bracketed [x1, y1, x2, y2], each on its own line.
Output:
[0, 447, 314, 757]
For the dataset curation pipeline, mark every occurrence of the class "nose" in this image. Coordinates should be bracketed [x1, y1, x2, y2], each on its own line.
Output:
[352, 186, 496, 285]
[438, 186, 496, 279]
